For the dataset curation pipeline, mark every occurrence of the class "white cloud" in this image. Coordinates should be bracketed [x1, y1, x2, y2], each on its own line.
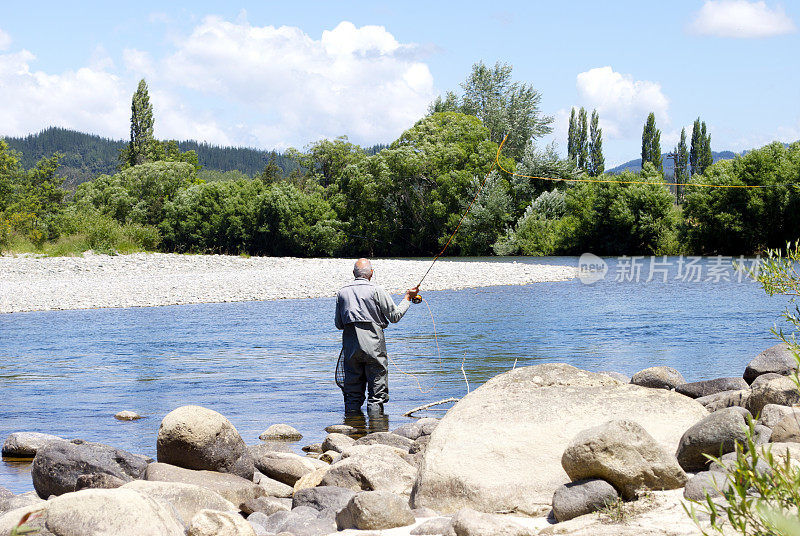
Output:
[574, 66, 669, 140]
[0, 29, 11, 51]
[688, 1, 796, 38]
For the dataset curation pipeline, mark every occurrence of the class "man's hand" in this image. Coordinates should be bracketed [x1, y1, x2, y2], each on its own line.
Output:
[405, 286, 419, 302]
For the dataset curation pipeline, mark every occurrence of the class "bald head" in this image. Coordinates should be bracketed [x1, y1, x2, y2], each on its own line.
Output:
[354, 258, 373, 280]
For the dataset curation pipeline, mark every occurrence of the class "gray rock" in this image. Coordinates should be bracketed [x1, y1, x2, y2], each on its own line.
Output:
[562, 420, 687, 500]
[115, 410, 143, 421]
[696, 389, 750, 412]
[321, 449, 416, 494]
[145, 462, 267, 508]
[630, 366, 686, 390]
[411, 517, 453, 535]
[0, 487, 10, 500]
[683, 471, 730, 501]
[598, 371, 630, 383]
[157, 405, 254, 480]
[393, 418, 439, 441]
[711, 451, 772, 476]
[251, 449, 316, 486]
[2, 432, 65, 458]
[755, 424, 773, 445]
[252, 471, 294, 498]
[321, 433, 355, 453]
[123, 479, 238, 525]
[354, 431, 414, 451]
[410, 435, 431, 455]
[759, 404, 800, 428]
[411, 364, 707, 516]
[292, 485, 356, 512]
[676, 407, 750, 471]
[75, 472, 126, 490]
[325, 424, 357, 435]
[771, 414, 800, 442]
[247, 511, 270, 528]
[551, 478, 619, 522]
[417, 418, 439, 436]
[744, 343, 798, 384]
[259, 424, 303, 441]
[249, 522, 269, 536]
[336, 491, 415, 530]
[0, 492, 45, 515]
[746, 375, 800, 416]
[411, 506, 440, 518]
[302, 443, 323, 454]
[187, 508, 257, 536]
[450, 508, 534, 536]
[242, 496, 291, 516]
[676, 377, 749, 399]
[264, 506, 336, 536]
[31, 439, 149, 498]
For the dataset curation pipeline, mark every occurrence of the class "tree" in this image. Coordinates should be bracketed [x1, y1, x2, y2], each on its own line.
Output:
[700, 122, 713, 174]
[567, 108, 577, 164]
[641, 112, 663, 174]
[690, 118, 701, 176]
[577, 108, 588, 171]
[588, 109, 604, 177]
[675, 128, 689, 202]
[126, 79, 154, 167]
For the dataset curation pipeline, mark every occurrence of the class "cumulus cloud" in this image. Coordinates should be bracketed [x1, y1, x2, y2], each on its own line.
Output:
[574, 66, 669, 139]
[0, 29, 11, 51]
[688, 1, 796, 38]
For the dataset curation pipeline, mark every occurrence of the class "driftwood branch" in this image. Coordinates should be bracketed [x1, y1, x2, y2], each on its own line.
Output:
[403, 397, 459, 417]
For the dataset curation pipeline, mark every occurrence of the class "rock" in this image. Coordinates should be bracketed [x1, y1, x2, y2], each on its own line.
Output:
[410, 435, 431, 455]
[562, 420, 687, 500]
[115, 410, 143, 421]
[411, 506, 439, 518]
[325, 424, 357, 435]
[157, 405, 254, 479]
[757, 442, 800, 468]
[75, 472, 126, 490]
[746, 374, 800, 416]
[242, 496, 290, 516]
[31, 439, 149, 498]
[339, 443, 411, 461]
[710, 451, 772, 476]
[675, 407, 750, 471]
[676, 377, 749, 399]
[598, 371, 629, 383]
[145, 462, 267, 508]
[630, 366, 686, 390]
[319, 450, 339, 464]
[0, 492, 45, 515]
[682, 471, 729, 501]
[293, 466, 329, 492]
[551, 478, 619, 522]
[321, 449, 416, 494]
[393, 418, 439, 441]
[696, 389, 750, 412]
[251, 449, 316, 486]
[417, 418, 439, 435]
[759, 404, 800, 428]
[336, 491, 415, 530]
[411, 517, 453, 535]
[187, 509, 256, 536]
[252, 471, 295, 498]
[354, 431, 414, 451]
[755, 424, 773, 444]
[263, 507, 336, 536]
[0, 488, 185, 536]
[321, 433, 355, 453]
[259, 424, 303, 441]
[293, 485, 356, 512]
[2, 432, 65, 458]
[0, 487, 10, 501]
[412, 364, 707, 516]
[249, 522, 269, 535]
[744, 343, 798, 384]
[123, 480, 237, 525]
[450, 508, 534, 536]
[302, 443, 323, 454]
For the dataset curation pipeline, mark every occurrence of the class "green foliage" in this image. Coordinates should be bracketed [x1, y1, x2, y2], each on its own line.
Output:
[511, 142, 578, 208]
[567, 108, 577, 165]
[588, 109, 604, 177]
[126, 79, 155, 168]
[683, 142, 800, 254]
[453, 172, 514, 255]
[641, 112, 663, 174]
[577, 107, 588, 171]
[675, 128, 690, 202]
[691, 118, 702, 176]
[700, 122, 713, 174]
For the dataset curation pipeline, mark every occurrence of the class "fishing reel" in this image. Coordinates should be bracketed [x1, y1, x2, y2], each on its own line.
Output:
[412, 295, 423, 304]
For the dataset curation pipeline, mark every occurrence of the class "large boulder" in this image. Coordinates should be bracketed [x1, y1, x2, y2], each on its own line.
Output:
[354, 432, 414, 451]
[744, 343, 798, 384]
[675, 407, 750, 471]
[771, 414, 800, 443]
[551, 478, 619, 522]
[746, 375, 800, 416]
[0, 488, 184, 536]
[157, 405, 254, 479]
[145, 462, 266, 508]
[336, 491, 416, 530]
[676, 378, 748, 399]
[695, 390, 750, 412]
[31, 439, 149, 498]
[411, 364, 707, 516]
[122, 480, 237, 525]
[759, 404, 800, 428]
[293, 485, 356, 512]
[187, 509, 256, 536]
[630, 366, 685, 390]
[561, 420, 687, 500]
[251, 449, 317, 486]
[450, 508, 535, 536]
[320, 449, 416, 495]
[0, 492, 45, 515]
[321, 433, 355, 453]
[2, 432, 64, 458]
[252, 470, 295, 497]
[683, 471, 730, 501]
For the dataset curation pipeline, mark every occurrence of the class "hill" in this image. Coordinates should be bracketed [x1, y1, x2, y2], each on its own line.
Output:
[607, 150, 740, 177]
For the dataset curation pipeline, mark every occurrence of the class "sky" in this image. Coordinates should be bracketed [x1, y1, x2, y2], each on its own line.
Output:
[0, 1, 798, 166]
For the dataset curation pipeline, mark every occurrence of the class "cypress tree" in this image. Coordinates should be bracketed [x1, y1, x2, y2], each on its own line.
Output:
[700, 122, 713, 174]
[676, 127, 689, 202]
[641, 112, 663, 174]
[577, 107, 588, 171]
[128, 79, 154, 167]
[588, 109, 604, 177]
[567, 108, 577, 164]
[689, 117, 701, 175]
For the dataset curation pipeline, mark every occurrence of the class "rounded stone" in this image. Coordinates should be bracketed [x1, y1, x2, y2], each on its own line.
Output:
[630, 366, 686, 390]
[258, 424, 302, 441]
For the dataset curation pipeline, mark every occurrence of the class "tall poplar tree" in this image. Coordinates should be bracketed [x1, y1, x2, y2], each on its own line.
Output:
[567, 108, 577, 164]
[700, 122, 713, 174]
[675, 127, 689, 202]
[577, 107, 588, 171]
[690, 117, 701, 175]
[588, 109, 604, 177]
[127, 79, 154, 167]
[641, 112, 663, 174]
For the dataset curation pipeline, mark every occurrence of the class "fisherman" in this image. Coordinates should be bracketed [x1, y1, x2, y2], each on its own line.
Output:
[335, 258, 419, 415]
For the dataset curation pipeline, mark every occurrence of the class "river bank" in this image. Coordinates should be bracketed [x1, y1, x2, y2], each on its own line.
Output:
[0, 253, 576, 314]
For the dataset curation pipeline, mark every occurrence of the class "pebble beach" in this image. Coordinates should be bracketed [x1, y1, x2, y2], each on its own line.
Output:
[0, 253, 576, 314]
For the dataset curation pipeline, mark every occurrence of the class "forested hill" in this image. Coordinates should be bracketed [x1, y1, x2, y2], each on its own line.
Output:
[607, 150, 740, 177]
[1, 127, 297, 186]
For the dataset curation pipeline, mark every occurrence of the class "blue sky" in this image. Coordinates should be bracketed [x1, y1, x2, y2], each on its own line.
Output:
[1, 1, 798, 166]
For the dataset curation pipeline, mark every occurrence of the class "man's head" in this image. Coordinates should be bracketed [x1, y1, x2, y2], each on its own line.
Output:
[354, 258, 373, 280]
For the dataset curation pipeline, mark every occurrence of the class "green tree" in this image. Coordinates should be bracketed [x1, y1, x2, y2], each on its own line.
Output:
[567, 108, 577, 164]
[259, 152, 283, 183]
[577, 107, 588, 171]
[690, 117, 701, 176]
[700, 122, 713, 174]
[428, 91, 460, 114]
[125, 79, 154, 167]
[588, 109, 604, 177]
[641, 112, 663, 174]
[675, 128, 689, 202]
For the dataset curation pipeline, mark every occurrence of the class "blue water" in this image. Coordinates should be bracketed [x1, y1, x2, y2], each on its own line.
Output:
[0, 256, 790, 492]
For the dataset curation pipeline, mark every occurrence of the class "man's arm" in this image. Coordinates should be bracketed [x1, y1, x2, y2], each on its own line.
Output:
[334, 293, 344, 330]
[375, 286, 417, 323]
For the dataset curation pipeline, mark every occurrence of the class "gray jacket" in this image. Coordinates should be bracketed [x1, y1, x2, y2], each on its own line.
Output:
[335, 278, 410, 330]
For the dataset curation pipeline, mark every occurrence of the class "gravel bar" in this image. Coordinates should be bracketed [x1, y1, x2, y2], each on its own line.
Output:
[0, 253, 576, 314]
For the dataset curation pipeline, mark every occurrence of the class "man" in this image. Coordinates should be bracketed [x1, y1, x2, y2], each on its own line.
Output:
[335, 258, 418, 415]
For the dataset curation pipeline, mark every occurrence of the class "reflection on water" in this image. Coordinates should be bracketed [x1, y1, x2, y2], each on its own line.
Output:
[0, 256, 788, 492]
